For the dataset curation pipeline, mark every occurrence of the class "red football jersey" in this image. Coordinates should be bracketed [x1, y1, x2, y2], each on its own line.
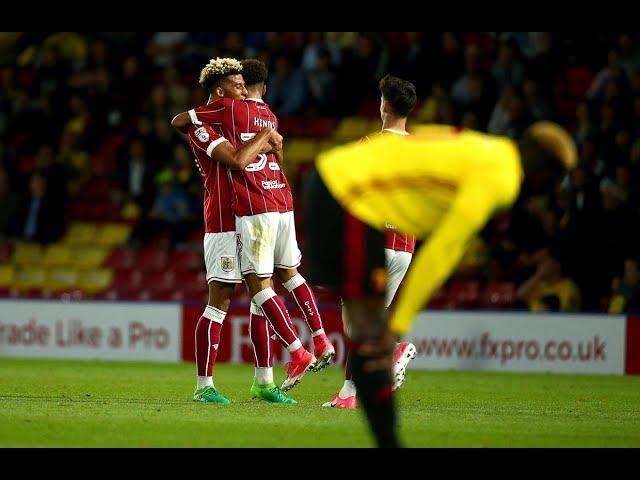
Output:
[190, 98, 294, 217]
[385, 228, 416, 254]
[186, 122, 235, 233]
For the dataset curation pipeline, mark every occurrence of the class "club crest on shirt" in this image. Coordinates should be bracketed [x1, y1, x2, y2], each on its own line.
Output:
[195, 127, 209, 143]
[220, 255, 235, 272]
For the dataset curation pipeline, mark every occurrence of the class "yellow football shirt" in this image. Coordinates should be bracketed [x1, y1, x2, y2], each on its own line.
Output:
[316, 125, 524, 335]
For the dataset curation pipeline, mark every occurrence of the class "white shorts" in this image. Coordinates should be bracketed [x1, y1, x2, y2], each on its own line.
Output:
[203, 231, 242, 284]
[236, 211, 302, 277]
[385, 249, 413, 308]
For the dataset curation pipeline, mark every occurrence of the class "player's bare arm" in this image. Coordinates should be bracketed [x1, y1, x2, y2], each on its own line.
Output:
[269, 130, 283, 152]
[171, 111, 191, 133]
[258, 130, 283, 154]
[212, 127, 275, 170]
[173, 111, 282, 154]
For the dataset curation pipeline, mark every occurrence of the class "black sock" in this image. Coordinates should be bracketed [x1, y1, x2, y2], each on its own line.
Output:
[350, 349, 401, 448]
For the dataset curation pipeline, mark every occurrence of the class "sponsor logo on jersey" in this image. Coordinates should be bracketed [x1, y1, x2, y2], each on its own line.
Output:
[195, 127, 210, 143]
[261, 180, 286, 190]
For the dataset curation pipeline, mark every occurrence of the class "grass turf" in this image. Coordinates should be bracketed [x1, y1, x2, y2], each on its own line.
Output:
[1, 358, 639, 447]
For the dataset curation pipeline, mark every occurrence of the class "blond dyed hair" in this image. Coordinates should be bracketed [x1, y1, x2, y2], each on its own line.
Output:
[199, 57, 243, 90]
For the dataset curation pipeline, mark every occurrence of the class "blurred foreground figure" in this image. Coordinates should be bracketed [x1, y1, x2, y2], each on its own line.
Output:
[304, 121, 577, 447]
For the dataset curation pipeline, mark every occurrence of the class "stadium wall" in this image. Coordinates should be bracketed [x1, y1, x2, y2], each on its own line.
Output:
[1, 300, 639, 375]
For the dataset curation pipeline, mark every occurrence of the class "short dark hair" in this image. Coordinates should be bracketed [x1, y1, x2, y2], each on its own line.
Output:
[379, 75, 417, 118]
[241, 59, 268, 87]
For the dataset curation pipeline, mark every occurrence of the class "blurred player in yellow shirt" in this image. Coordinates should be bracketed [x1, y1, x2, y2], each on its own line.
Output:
[304, 120, 577, 447]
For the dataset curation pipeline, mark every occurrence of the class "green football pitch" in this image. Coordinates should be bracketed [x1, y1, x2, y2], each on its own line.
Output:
[1, 358, 639, 447]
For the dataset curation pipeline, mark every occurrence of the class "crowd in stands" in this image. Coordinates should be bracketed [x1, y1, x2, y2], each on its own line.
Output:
[1, 32, 640, 313]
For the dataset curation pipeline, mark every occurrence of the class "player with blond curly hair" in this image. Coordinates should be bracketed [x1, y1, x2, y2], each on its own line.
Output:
[172, 58, 296, 405]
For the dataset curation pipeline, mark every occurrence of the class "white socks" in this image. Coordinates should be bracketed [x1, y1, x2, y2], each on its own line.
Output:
[197, 376, 214, 390]
[339, 380, 356, 398]
[255, 367, 274, 385]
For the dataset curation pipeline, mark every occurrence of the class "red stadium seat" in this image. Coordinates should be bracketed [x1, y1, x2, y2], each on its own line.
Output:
[448, 279, 482, 309]
[15, 68, 35, 89]
[168, 290, 186, 302]
[188, 228, 206, 243]
[137, 247, 170, 272]
[181, 287, 208, 303]
[96, 135, 127, 159]
[91, 154, 118, 176]
[0, 242, 12, 263]
[480, 282, 516, 310]
[18, 155, 37, 173]
[147, 270, 177, 297]
[113, 269, 145, 292]
[171, 249, 203, 272]
[232, 289, 251, 303]
[427, 285, 450, 309]
[95, 288, 120, 301]
[173, 270, 204, 289]
[135, 289, 153, 301]
[105, 247, 137, 270]
[58, 289, 86, 301]
[67, 202, 94, 221]
[178, 271, 209, 301]
[79, 178, 115, 202]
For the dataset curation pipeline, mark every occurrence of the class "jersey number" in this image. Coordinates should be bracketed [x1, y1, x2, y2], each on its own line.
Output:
[241, 132, 280, 172]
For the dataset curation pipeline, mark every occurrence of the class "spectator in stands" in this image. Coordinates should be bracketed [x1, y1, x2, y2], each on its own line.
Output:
[522, 77, 552, 121]
[301, 32, 341, 72]
[130, 169, 195, 247]
[265, 55, 308, 116]
[574, 102, 596, 145]
[609, 258, 640, 313]
[150, 170, 194, 225]
[143, 84, 171, 120]
[451, 45, 496, 127]
[148, 117, 176, 166]
[1, 31, 640, 311]
[11, 172, 64, 244]
[616, 33, 640, 79]
[219, 32, 246, 59]
[115, 137, 157, 211]
[587, 49, 623, 102]
[516, 255, 581, 312]
[163, 67, 189, 116]
[434, 32, 463, 90]
[0, 167, 18, 238]
[490, 36, 525, 91]
[35, 144, 69, 207]
[112, 56, 146, 118]
[339, 33, 388, 112]
[488, 85, 533, 137]
[145, 32, 188, 68]
[307, 47, 338, 115]
[171, 143, 201, 212]
[56, 130, 90, 191]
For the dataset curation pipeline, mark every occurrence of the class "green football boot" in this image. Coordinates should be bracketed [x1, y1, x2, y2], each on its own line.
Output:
[193, 386, 231, 404]
[250, 382, 297, 404]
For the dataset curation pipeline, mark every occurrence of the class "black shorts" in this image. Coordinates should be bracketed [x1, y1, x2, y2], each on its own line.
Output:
[302, 168, 386, 300]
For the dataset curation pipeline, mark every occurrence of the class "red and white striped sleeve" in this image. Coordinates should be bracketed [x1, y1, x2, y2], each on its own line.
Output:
[187, 124, 228, 159]
[189, 98, 228, 126]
